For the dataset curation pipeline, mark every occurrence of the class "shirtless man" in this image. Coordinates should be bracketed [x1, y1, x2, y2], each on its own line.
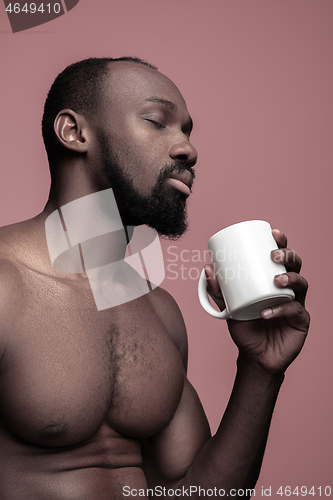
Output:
[0, 57, 309, 499]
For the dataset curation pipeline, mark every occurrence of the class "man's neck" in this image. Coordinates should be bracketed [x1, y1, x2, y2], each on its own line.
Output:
[45, 188, 129, 275]
[43, 188, 165, 312]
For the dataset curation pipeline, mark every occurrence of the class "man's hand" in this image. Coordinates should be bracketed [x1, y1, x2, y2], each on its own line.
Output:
[204, 229, 310, 375]
[143, 229, 309, 495]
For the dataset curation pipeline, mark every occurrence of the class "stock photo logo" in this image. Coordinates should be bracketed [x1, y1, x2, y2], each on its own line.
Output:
[3, 0, 79, 33]
[45, 189, 165, 311]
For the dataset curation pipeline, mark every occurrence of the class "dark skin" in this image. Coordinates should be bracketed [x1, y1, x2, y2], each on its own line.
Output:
[0, 62, 309, 499]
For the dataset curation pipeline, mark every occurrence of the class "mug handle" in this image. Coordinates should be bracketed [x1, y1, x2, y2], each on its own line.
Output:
[198, 269, 230, 320]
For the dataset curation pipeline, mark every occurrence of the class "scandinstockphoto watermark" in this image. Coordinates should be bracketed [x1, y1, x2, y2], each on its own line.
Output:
[166, 246, 212, 281]
[3, 0, 80, 33]
[165, 244, 295, 282]
[122, 485, 256, 497]
[45, 189, 165, 312]
[123, 485, 332, 497]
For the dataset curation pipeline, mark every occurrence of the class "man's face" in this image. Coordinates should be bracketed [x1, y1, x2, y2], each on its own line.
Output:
[94, 62, 197, 238]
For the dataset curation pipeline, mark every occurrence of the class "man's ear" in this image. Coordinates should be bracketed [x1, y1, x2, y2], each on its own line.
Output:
[54, 109, 89, 153]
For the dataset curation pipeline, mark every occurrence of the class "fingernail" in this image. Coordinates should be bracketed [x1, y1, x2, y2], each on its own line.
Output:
[261, 308, 273, 318]
[273, 249, 284, 262]
[276, 274, 289, 286]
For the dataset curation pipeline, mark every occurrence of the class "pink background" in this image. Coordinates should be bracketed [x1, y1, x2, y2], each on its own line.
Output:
[1, 0, 332, 492]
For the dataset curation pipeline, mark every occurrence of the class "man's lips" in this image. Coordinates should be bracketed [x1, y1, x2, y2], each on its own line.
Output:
[166, 170, 193, 197]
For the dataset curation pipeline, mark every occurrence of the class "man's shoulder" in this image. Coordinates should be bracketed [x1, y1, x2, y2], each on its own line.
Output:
[147, 285, 188, 368]
[0, 255, 24, 358]
[0, 216, 47, 270]
[0, 219, 33, 255]
[0, 223, 23, 276]
[0, 253, 24, 306]
[0, 220, 35, 320]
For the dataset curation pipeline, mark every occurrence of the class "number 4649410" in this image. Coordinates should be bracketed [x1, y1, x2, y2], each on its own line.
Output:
[277, 486, 332, 497]
[5, 3, 61, 14]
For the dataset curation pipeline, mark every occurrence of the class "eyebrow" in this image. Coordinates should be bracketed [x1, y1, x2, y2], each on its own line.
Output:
[145, 97, 177, 110]
[145, 96, 193, 132]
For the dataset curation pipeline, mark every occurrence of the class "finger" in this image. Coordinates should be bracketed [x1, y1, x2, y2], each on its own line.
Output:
[260, 300, 310, 331]
[274, 272, 308, 303]
[271, 248, 302, 273]
[204, 263, 215, 280]
[272, 229, 287, 249]
[204, 265, 226, 310]
[204, 265, 223, 296]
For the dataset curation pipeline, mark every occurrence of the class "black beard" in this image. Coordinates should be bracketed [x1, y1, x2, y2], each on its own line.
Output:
[98, 133, 195, 239]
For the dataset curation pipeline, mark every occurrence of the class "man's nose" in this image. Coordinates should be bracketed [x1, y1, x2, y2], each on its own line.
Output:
[169, 139, 198, 166]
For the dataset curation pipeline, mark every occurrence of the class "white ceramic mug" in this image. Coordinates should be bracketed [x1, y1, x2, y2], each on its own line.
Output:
[198, 220, 295, 321]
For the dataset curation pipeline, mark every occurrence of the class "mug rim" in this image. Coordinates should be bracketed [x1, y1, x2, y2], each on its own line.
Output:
[208, 219, 270, 244]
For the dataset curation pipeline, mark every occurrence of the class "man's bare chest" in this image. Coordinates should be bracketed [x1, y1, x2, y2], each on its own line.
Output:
[0, 277, 185, 448]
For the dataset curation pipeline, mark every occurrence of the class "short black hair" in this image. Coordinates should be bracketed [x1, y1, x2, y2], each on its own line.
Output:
[41, 57, 157, 167]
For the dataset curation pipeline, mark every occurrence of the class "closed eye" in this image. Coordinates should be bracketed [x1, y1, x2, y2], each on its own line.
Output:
[146, 119, 166, 129]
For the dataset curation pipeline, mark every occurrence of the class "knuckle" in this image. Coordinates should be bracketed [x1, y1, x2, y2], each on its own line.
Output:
[288, 271, 299, 282]
[303, 277, 309, 292]
[295, 301, 304, 315]
[284, 248, 302, 271]
[306, 310, 311, 326]
[286, 248, 298, 263]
